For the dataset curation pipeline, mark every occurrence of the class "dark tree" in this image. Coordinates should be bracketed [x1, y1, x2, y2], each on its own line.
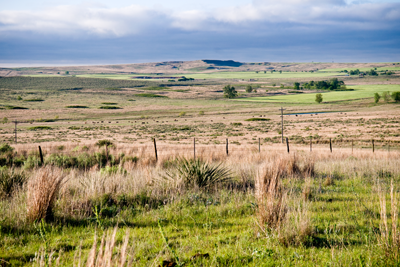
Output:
[223, 85, 238, 99]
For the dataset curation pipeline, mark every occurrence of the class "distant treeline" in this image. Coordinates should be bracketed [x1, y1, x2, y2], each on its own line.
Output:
[293, 78, 348, 90]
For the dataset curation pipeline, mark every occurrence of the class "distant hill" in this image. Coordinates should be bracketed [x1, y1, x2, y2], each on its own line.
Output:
[202, 60, 244, 67]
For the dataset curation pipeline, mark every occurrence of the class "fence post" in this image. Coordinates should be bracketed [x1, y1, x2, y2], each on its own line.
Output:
[226, 138, 229, 156]
[38, 146, 44, 166]
[286, 137, 289, 153]
[153, 138, 158, 162]
[194, 137, 196, 160]
[372, 139, 375, 153]
[352, 139, 353, 154]
[105, 145, 108, 164]
[388, 141, 390, 153]
[310, 136, 312, 152]
[330, 138, 332, 153]
[259, 138, 261, 153]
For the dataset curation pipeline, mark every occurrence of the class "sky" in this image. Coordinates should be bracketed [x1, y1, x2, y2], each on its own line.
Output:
[1, 0, 400, 66]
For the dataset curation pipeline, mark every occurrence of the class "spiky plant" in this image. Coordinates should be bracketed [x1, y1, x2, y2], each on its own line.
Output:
[165, 158, 231, 189]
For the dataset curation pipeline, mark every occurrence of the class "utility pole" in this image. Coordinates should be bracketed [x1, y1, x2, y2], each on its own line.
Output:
[12, 120, 18, 144]
[279, 107, 286, 143]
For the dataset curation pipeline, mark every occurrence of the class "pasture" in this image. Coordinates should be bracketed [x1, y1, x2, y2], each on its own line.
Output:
[241, 84, 400, 103]
[0, 61, 400, 266]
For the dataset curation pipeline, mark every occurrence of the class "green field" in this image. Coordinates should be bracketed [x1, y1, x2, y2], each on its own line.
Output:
[319, 66, 400, 72]
[241, 84, 400, 103]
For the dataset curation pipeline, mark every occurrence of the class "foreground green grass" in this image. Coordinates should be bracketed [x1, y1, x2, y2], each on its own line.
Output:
[241, 84, 400, 103]
[0, 175, 396, 266]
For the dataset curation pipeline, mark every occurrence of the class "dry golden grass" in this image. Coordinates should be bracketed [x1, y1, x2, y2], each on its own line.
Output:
[26, 167, 67, 222]
[32, 227, 133, 267]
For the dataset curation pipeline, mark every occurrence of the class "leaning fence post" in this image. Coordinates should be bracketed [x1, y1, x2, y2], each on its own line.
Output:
[153, 138, 158, 162]
[194, 137, 196, 160]
[226, 138, 229, 156]
[330, 138, 332, 153]
[286, 137, 289, 153]
[259, 138, 261, 153]
[372, 139, 375, 153]
[38, 146, 44, 166]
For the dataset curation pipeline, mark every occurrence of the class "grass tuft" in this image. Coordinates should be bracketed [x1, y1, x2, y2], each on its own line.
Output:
[26, 167, 67, 222]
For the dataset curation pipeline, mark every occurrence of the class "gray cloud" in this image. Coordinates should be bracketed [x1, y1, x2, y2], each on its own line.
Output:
[0, 1, 399, 64]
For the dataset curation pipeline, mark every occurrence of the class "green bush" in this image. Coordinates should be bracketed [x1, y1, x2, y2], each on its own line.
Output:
[65, 105, 89, 108]
[135, 93, 168, 98]
[28, 126, 52, 130]
[245, 118, 270, 121]
[315, 93, 323, 103]
[99, 106, 121, 109]
[374, 93, 381, 103]
[23, 98, 44, 102]
[0, 167, 26, 197]
[391, 91, 400, 102]
[0, 143, 14, 154]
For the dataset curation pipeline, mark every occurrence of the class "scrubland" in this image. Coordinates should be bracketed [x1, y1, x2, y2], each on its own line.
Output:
[1, 61, 400, 266]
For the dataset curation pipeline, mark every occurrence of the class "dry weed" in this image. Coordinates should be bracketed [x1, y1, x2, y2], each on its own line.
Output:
[27, 167, 67, 222]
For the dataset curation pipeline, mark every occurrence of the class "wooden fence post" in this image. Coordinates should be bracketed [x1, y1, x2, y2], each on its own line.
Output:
[388, 142, 390, 153]
[259, 138, 261, 153]
[226, 138, 229, 156]
[286, 137, 289, 153]
[105, 145, 108, 164]
[153, 138, 158, 162]
[194, 137, 196, 160]
[352, 139, 354, 154]
[372, 139, 375, 153]
[310, 136, 312, 152]
[38, 146, 44, 166]
[330, 138, 332, 153]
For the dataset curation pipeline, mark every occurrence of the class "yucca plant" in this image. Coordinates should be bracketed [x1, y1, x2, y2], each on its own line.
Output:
[164, 158, 231, 189]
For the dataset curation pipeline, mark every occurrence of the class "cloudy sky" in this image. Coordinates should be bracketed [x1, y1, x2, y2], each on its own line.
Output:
[1, 0, 400, 66]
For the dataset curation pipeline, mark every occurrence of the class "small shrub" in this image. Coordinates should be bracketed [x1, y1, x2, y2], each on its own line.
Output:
[383, 91, 391, 103]
[96, 140, 114, 148]
[28, 126, 52, 130]
[198, 111, 205, 115]
[65, 105, 89, 108]
[392, 92, 400, 102]
[245, 118, 270, 121]
[101, 102, 118, 105]
[231, 122, 243, 126]
[99, 106, 121, 109]
[374, 92, 381, 103]
[23, 98, 44, 102]
[0, 167, 26, 197]
[0, 143, 14, 154]
[135, 93, 168, 98]
[315, 93, 323, 103]
[179, 112, 186, 117]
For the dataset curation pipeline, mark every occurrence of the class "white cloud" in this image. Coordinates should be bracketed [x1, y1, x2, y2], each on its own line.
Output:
[0, 1, 399, 36]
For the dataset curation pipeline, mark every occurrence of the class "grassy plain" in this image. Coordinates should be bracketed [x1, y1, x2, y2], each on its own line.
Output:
[242, 84, 400, 103]
[0, 61, 400, 266]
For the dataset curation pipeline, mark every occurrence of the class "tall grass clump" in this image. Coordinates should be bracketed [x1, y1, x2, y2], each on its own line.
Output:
[27, 167, 67, 222]
[378, 179, 400, 260]
[256, 158, 313, 246]
[164, 158, 231, 189]
[255, 160, 287, 230]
